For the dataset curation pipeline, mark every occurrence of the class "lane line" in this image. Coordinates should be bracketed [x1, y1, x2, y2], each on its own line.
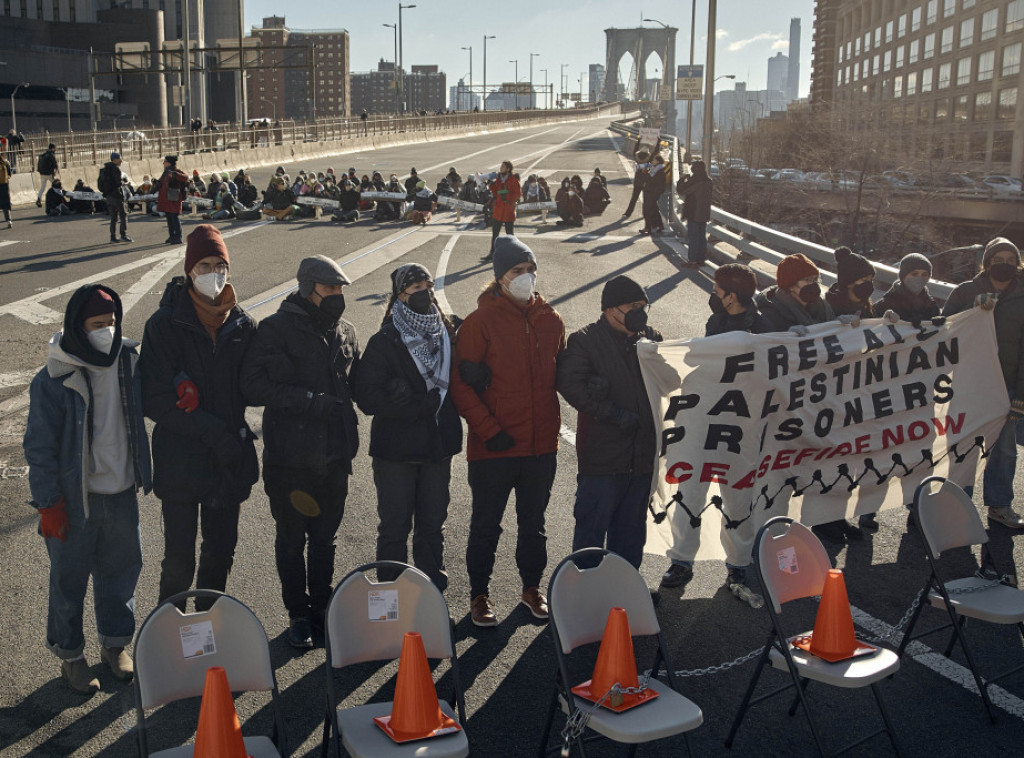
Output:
[432, 234, 459, 316]
[0, 240, 27, 248]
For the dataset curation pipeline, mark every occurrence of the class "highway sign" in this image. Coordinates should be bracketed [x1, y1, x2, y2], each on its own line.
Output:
[676, 65, 704, 100]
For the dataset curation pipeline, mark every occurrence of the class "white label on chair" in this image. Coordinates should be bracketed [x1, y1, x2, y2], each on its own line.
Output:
[368, 590, 399, 622]
[777, 547, 799, 574]
[179, 620, 217, 659]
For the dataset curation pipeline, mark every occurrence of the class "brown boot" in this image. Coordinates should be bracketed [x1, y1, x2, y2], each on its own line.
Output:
[470, 594, 498, 627]
[61, 658, 100, 694]
[100, 646, 134, 680]
[520, 587, 549, 620]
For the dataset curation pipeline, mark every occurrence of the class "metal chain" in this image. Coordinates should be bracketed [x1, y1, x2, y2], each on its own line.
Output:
[857, 590, 924, 644]
[560, 672, 653, 756]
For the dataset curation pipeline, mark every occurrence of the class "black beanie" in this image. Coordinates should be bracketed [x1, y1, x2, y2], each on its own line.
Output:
[834, 246, 875, 287]
[601, 276, 648, 310]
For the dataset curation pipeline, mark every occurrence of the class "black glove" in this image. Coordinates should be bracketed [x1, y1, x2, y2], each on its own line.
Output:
[643, 326, 663, 341]
[214, 429, 244, 470]
[387, 377, 413, 406]
[608, 405, 641, 432]
[450, 314, 464, 331]
[587, 375, 609, 402]
[484, 430, 516, 452]
[423, 387, 442, 416]
[459, 360, 492, 394]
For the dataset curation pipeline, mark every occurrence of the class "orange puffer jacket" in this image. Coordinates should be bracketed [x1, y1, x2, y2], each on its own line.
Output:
[488, 174, 521, 223]
[451, 288, 565, 461]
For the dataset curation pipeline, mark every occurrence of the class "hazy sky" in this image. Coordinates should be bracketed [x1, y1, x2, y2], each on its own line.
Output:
[243, 0, 817, 101]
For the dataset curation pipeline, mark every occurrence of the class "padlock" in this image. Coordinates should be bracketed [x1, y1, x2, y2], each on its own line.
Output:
[609, 690, 624, 708]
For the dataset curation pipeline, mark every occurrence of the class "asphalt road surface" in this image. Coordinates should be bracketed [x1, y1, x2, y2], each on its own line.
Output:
[2, 120, 1024, 757]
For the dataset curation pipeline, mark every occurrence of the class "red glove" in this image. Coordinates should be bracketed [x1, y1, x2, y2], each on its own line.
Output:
[176, 378, 199, 413]
[40, 498, 69, 541]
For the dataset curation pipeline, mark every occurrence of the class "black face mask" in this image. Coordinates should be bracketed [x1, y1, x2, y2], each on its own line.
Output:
[406, 289, 434, 315]
[852, 281, 875, 300]
[623, 308, 648, 334]
[318, 293, 346, 321]
[798, 283, 821, 303]
[709, 292, 728, 315]
[989, 262, 1018, 283]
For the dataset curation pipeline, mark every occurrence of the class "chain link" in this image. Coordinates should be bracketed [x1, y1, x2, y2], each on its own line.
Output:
[857, 590, 924, 644]
[560, 673, 653, 755]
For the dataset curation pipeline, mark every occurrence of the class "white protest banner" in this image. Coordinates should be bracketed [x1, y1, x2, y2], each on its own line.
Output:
[69, 191, 105, 201]
[361, 191, 407, 201]
[436, 196, 483, 212]
[185, 197, 214, 209]
[296, 196, 340, 209]
[518, 201, 557, 212]
[130, 193, 158, 202]
[637, 309, 1007, 564]
[638, 127, 661, 147]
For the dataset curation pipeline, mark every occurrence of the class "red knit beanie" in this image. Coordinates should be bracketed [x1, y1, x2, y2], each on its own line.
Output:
[776, 253, 819, 290]
[79, 288, 116, 321]
[184, 224, 230, 274]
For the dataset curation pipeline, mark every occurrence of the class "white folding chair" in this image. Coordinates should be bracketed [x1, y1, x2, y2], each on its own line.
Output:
[321, 561, 468, 758]
[538, 548, 703, 757]
[725, 517, 902, 756]
[133, 589, 288, 757]
[898, 476, 1024, 722]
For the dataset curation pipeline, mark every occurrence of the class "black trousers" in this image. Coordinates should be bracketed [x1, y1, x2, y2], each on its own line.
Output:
[158, 497, 241, 612]
[490, 219, 514, 251]
[624, 182, 644, 216]
[264, 464, 348, 621]
[642, 191, 664, 231]
[107, 196, 127, 237]
[466, 453, 556, 599]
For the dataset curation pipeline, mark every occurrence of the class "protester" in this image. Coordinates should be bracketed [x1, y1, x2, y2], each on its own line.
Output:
[622, 149, 650, 218]
[755, 253, 835, 332]
[487, 161, 521, 259]
[155, 155, 188, 245]
[593, 167, 607, 189]
[24, 284, 151, 693]
[556, 276, 662, 570]
[237, 175, 258, 207]
[555, 177, 584, 227]
[944, 238, 1024, 529]
[36, 143, 59, 208]
[676, 159, 713, 268]
[140, 225, 258, 612]
[409, 180, 437, 224]
[451, 236, 565, 626]
[405, 168, 421, 198]
[242, 255, 359, 647]
[98, 153, 131, 243]
[45, 180, 71, 217]
[0, 152, 12, 228]
[582, 174, 611, 215]
[263, 176, 296, 221]
[825, 247, 876, 317]
[355, 264, 462, 591]
[874, 253, 941, 322]
[705, 263, 773, 336]
[446, 166, 462, 193]
[331, 178, 361, 223]
[639, 154, 666, 236]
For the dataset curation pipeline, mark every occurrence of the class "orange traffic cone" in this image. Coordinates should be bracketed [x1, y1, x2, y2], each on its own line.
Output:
[792, 568, 875, 663]
[571, 608, 658, 711]
[193, 666, 247, 758]
[373, 632, 461, 743]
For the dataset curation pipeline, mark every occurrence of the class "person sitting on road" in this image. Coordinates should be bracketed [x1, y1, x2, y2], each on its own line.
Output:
[593, 167, 607, 189]
[46, 180, 72, 217]
[331, 178, 362, 223]
[436, 177, 455, 198]
[237, 175, 258, 207]
[24, 284, 152, 695]
[408, 180, 437, 225]
[370, 171, 387, 192]
[69, 179, 97, 215]
[522, 174, 541, 204]
[536, 176, 552, 201]
[582, 174, 611, 216]
[191, 170, 206, 197]
[206, 174, 221, 201]
[874, 253, 941, 323]
[375, 174, 404, 221]
[262, 176, 296, 221]
[826, 247, 876, 318]
[404, 167, 421, 199]
[358, 175, 375, 212]
[755, 253, 835, 332]
[555, 177, 584, 227]
[446, 166, 462, 193]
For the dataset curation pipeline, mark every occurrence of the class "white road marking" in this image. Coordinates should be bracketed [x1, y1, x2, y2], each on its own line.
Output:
[0, 240, 26, 248]
[432, 234, 459, 316]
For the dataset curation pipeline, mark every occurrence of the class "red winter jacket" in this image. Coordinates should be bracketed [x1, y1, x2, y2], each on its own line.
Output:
[451, 287, 565, 461]
[156, 167, 189, 214]
[488, 174, 521, 223]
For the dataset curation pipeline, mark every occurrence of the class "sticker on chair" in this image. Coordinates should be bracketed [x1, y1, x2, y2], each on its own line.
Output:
[368, 589, 399, 622]
[179, 620, 216, 659]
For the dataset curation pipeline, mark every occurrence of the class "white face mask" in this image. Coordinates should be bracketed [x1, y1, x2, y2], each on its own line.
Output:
[506, 272, 537, 302]
[193, 272, 227, 300]
[87, 326, 116, 354]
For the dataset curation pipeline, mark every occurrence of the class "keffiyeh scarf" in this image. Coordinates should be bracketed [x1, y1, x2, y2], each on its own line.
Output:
[392, 300, 450, 393]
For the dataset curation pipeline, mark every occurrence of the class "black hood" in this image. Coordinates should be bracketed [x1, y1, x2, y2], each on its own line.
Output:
[60, 284, 124, 368]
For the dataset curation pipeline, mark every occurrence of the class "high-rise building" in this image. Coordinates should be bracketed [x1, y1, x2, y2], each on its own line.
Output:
[407, 65, 447, 112]
[351, 59, 401, 115]
[768, 51, 789, 95]
[450, 79, 481, 111]
[788, 17, 801, 102]
[589, 64, 606, 103]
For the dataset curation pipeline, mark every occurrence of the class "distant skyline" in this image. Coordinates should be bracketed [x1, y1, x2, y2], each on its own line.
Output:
[243, 1, 817, 103]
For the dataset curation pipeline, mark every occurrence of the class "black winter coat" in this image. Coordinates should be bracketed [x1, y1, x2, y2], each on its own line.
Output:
[676, 174, 713, 223]
[241, 293, 360, 474]
[825, 283, 875, 317]
[354, 318, 462, 463]
[705, 307, 774, 336]
[556, 316, 661, 476]
[942, 272, 1006, 316]
[140, 278, 258, 504]
[755, 285, 835, 331]
[873, 281, 940, 323]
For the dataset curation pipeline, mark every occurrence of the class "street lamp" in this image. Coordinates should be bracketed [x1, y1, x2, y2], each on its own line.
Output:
[398, 3, 416, 113]
[461, 46, 473, 111]
[529, 52, 539, 110]
[383, 23, 398, 113]
[540, 68, 548, 109]
[10, 82, 29, 134]
[260, 96, 276, 121]
[716, 74, 737, 82]
[482, 34, 496, 111]
[702, 0, 719, 163]
[560, 63, 567, 107]
[509, 59, 518, 110]
[59, 88, 73, 133]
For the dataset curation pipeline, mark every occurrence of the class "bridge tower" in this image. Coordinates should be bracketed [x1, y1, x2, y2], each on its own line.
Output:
[600, 26, 677, 132]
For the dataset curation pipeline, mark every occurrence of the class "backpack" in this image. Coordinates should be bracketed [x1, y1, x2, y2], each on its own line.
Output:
[97, 164, 117, 195]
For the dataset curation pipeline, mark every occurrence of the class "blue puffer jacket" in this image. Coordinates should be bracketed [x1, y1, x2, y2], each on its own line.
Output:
[24, 336, 152, 527]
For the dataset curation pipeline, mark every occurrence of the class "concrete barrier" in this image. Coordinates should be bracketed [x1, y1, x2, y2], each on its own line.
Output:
[8, 107, 625, 207]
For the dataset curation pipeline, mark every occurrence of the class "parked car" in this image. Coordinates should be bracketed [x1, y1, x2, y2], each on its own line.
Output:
[883, 170, 916, 187]
[980, 175, 1023, 194]
[752, 168, 778, 182]
[772, 169, 806, 183]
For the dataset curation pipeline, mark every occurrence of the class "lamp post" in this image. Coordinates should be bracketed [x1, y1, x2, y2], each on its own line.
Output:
[398, 3, 416, 113]
[540, 68, 548, 109]
[512, 59, 520, 109]
[260, 96, 276, 121]
[643, 17, 671, 117]
[529, 52, 539, 109]
[59, 88, 72, 133]
[560, 63, 567, 107]
[10, 82, 29, 134]
[702, 0, 718, 162]
[461, 46, 473, 110]
[383, 23, 398, 113]
[579, 72, 585, 104]
[482, 34, 495, 111]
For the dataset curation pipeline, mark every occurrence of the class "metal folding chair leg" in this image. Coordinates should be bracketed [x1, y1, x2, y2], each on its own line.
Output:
[725, 643, 773, 748]
[537, 684, 559, 757]
[941, 600, 998, 723]
[871, 682, 904, 756]
[788, 679, 811, 717]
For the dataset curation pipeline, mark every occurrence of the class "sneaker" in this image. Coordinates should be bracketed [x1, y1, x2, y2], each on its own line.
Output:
[100, 646, 134, 680]
[661, 563, 693, 588]
[36, 199, 42, 208]
[726, 567, 747, 586]
[110, 236, 118, 244]
[682, 260, 703, 269]
[859, 513, 879, 531]
[988, 506, 1024, 529]
[120, 235, 133, 243]
[520, 587, 549, 620]
[5, 221, 11, 229]
[61, 658, 100, 694]
[470, 594, 498, 627]
[286, 617, 314, 649]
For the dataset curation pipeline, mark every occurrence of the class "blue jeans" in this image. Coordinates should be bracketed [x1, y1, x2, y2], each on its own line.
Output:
[687, 220, 707, 263]
[45, 488, 142, 659]
[983, 415, 1019, 507]
[572, 473, 650, 569]
[166, 212, 181, 240]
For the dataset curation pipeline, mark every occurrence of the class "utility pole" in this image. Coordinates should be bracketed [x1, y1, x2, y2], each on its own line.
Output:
[383, 23, 398, 113]
[686, 0, 697, 158]
[509, 60, 518, 109]
[237, 0, 247, 123]
[399, 4, 416, 113]
[702, 0, 717, 162]
[483, 34, 495, 111]
[560, 63, 567, 107]
[529, 52, 538, 109]
[89, 48, 97, 130]
[461, 46, 472, 110]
